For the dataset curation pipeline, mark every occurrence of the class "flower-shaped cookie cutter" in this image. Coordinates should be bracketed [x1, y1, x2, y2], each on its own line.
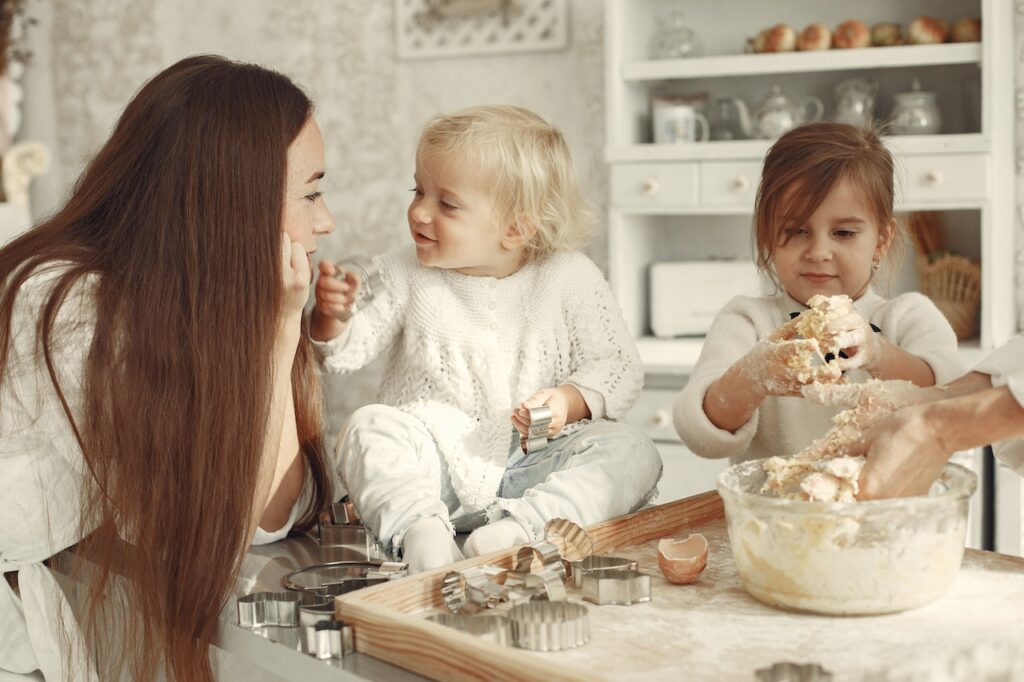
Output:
[507, 601, 590, 652]
[520, 405, 553, 454]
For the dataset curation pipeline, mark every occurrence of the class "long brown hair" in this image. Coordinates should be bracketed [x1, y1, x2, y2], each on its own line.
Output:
[0, 55, 331, 680]
[753, 122, 904, 287]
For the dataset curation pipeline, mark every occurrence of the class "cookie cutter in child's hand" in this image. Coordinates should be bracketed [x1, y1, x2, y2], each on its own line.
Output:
[507, 601, 590, 652]
[333, 256, 383, 321]
[520, 405, 553, 454]
[581, 568, 651, 606]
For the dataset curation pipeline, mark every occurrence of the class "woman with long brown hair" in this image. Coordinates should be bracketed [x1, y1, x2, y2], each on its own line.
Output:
[0, 55, 336, 680]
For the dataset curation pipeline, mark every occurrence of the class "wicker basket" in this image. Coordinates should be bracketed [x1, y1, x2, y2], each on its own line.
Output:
[916, 254, 981, 340]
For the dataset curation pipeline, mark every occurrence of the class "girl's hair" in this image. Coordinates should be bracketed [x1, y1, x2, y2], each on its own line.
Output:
[416, 105, 592, 260]
[753, 122, 903, 286]
[0, 55, 331, 681]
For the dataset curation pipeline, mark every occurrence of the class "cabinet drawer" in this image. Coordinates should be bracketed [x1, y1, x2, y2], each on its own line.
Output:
[900, 154, 987, 204]
[626, 388, 683, 443]
[655, 442, 730, 503]
[610, 163, 698, 208]
[699, 161, 762, 207]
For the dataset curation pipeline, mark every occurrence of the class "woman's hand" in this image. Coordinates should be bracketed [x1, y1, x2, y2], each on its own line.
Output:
[278, 233, 309, 350]
[849, 404, 950, 499]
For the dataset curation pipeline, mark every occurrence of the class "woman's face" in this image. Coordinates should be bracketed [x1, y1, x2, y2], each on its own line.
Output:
[282, 117, 335, 262]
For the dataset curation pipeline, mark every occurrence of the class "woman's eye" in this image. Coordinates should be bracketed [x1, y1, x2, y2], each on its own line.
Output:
[305, 191, 322, 203]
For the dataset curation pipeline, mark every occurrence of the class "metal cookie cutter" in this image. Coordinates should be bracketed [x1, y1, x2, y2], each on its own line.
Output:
[284, 560, 404, 598]
[237, 591, 304, 628]
[581, 568, 651, 606]
[427, 613, 511, 646]
[312, 620, 355, 660]
[318, 519, 385, 561]
[754, 662, 834, 681]
[520, 405, 552, 454]
[544, 517, 595, 562]
[515, 541, 566, 579]
[508, 601, 590, 652]
[441, 565, 508, 614]
[333, 256, 383, 321]
[569, 555, 639, 589]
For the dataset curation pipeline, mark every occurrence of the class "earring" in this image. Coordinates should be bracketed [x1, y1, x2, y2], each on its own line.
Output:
[872, 261, 881, 272]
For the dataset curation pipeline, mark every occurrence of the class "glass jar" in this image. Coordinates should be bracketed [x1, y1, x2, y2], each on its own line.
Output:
[889, 79, 942, 135]
[648, 12, 703, 59]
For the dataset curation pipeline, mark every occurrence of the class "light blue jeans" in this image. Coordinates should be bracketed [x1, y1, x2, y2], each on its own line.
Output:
[336, 404, 663, 558]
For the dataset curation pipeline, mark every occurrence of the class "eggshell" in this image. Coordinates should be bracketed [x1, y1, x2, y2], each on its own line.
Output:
[657, 534, 709, 584]
[834, 20, 870, 49]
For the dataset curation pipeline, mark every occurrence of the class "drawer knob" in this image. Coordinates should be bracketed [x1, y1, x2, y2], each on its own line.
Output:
[924, 170, 943, 185]
[732, 175, 750, 192]
[652, 409, 670, 427]
[641, 178, 661, 196]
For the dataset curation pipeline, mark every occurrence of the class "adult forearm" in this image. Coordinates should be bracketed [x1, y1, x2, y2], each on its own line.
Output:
[258, 387, 304, 532]
[925, 385, 1024, 452]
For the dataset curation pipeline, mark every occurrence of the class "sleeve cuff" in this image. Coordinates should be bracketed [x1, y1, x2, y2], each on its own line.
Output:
[565, 382, 606, 421]
[311, 322, 354, 365]
[974, 337, 1024, 409]
[251, 477, 311, 546]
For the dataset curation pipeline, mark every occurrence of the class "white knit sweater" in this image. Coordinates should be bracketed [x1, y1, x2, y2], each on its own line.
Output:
[673, 289, 967, 465]
[316, 246, 643, 511]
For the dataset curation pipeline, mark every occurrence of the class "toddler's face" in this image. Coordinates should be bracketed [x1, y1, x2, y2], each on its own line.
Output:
[771, 177, 890, 305]
[407, 151, 517, 277]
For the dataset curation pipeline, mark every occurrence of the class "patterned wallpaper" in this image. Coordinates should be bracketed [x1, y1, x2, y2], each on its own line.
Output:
[21, 1, 1024, 437]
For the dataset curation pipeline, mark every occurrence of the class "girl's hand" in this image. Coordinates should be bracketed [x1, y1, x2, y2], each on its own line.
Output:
[739, 336, 842, 398]
[512, 388, 570, 439]
[314, 259, 360, 322]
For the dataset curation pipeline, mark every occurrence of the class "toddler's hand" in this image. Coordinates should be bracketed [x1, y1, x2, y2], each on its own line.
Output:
[511, 388, 569, 439]
[820, 308, 882, 373]
[314, 259, 360, 322]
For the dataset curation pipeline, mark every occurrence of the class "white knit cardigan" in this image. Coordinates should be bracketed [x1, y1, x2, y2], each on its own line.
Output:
[316, 246, 643, 512]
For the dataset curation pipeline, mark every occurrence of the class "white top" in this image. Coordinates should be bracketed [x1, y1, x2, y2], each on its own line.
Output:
[315, 246, 643, 512]
[673, 289, 967, 464]
[0, 266, 297, 677]
[973, 334, 1024, 476]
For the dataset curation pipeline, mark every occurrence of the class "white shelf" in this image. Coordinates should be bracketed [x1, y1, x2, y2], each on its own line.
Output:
[606, 134, 991, 163]
[622, 43, 981, 82]
[639, 336, 993, 377]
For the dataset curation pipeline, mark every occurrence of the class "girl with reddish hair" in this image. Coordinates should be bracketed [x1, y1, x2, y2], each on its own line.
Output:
[674, 122, 964, 468]
[0, 55, 336, 680]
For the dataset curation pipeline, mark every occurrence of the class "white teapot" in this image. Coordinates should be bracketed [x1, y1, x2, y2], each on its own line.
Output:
[753, 85, 824, 139]
[832, 77, 878, 129]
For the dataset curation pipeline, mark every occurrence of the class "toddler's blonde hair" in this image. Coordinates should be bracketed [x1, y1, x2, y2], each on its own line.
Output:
[416, 105, 592, 261]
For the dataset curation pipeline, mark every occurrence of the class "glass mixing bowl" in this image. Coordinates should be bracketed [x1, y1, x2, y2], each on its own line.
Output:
[717, 458, 977, 615]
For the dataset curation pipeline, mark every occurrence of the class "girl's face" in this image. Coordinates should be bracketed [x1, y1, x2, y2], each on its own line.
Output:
[282, 117, 335, 263]
[407, 150, 521, 278]
[771, 176, 891, 305]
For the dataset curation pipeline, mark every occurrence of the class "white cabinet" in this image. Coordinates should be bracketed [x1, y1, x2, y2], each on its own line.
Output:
[604, 0, 1016, 547]
[604, 0, 1015, 374]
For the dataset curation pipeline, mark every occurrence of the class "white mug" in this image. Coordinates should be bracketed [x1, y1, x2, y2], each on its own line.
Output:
[652, 103, 710, 144]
